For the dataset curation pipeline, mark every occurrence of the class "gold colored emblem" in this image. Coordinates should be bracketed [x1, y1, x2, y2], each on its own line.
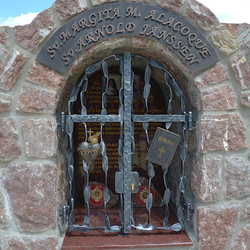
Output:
[91, 186, 103, 203]
[139, 187, 149, 203]
[87, 128, 100, 145]
[158, 146, 166, 158]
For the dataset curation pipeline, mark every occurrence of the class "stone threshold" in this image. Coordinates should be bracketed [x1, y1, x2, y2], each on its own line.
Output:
[62, 206, 193, 249]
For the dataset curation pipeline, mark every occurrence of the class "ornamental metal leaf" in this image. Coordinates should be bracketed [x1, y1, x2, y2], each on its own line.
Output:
[169, 222, 183, 232]
[180, 142, 188, 161]
[164, 72, 171, 85]
[119, 207, 124, 224]
[102, 93, 107, 110]
[177, 207, 184, 223]
[82, 161, 89, 172]
[118, 155, 124, 171]
[84, 216, 89, 227]
[149, 58, 164, 70]
[100, 141, 106, 156]
[69, 85, 80, 103]
[66, 151, 73, 166]
[118, 138, 124, 155]
[80, 91, 86, 107]
[143, 80, 151, 102]
[146, 192, 153, 211]
[75, 74, 84, 88]
[167, 100, 173, 114]
[143, 122, 149, 144]
[66, 116, 73, 150]
[66, 115, 73, 136]
[102, 156, 108, 172]
[101, 107, 107, 115]
[131, 137, 135, 155]
[67, 164, 74, 183]
[165, 122, 171, 130]
[163, 218, 168, 228]
[85, 61, 101, 75]
[81, 106, 87, 116]
[104, 187, 110, 203]
[179, 175, 186, 194]
[181, 95, 187, 113]
[171, 79, 182, 97]
[163, 188, 171, 205]
[119, 104, 124, 116]
[143, 121, 149, 131]
[148, 162, 155, 179]
[84, 186, 90, 202]
[144, 63, 151, 86]
[81, 78, 88, 92]
[68, 197, 75, 228]
[162, 169, 168, 189]
[102, 60, 109, 83]
[105, 217, 111, 230]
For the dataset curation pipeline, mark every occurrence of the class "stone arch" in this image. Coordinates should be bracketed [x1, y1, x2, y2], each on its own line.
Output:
[0, 0, 249, 249]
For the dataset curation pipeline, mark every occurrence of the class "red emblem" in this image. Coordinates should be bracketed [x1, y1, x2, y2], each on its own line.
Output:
[89, 184, 104, 206]
[136, 186, 155, 207]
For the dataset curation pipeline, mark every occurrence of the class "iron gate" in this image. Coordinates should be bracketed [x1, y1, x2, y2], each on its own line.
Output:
[60, 52, 194, 234]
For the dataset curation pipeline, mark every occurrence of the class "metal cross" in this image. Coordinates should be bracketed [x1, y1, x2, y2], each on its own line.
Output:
[158, 146, 166, 158]
[87, 128, 94, 137]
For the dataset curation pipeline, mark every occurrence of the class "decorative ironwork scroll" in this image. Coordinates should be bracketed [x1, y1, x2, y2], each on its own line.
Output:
[62, 52, 194, 234]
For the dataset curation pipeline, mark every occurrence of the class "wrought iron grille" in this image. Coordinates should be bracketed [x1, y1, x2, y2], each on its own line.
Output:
[60, 52, 193, 234]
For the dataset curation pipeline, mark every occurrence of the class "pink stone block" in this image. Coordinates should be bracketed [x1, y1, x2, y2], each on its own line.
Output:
[230, 226, 250, 250]
[0, 27, 9, 48]
[16, 86, 57, 114]
[0, 93, 11, 112]
[198, 113, 247, 153]
[243, 198, 250, 223]
[191, 158, 221, 202]
[194, 63, 229, 89]
[225, 157, 250, 199]
[231, 53, 250, 90]
[3, 161, 57, 232]
[15, 10, 55, 52]
[54, 0, 88, 20]
[26, 62, 66, 92]
[22, 118, 58, 158]
[0, 118, 22, 161]
[197, 203, 240, 250]
[90, 0, 117, 7]
[0, 191, 10, 228]
[197, 84, 237, 111]
[7, 236, 58, 250]
[185, 0, 218, 31]
[0, 49, 27, 91]
[157, 0, 184, 13]
[240, 90, 250, 107]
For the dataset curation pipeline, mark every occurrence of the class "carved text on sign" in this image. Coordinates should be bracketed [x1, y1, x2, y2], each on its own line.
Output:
[36, 2, 219, 74]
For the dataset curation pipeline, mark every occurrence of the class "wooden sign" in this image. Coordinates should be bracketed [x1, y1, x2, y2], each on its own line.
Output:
[146, 127, 181, 168]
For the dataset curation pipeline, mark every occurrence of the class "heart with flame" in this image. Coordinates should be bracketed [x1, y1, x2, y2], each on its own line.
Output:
[77, 131, 102, 165]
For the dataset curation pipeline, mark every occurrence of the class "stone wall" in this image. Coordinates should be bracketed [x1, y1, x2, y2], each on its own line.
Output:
[0, 0, 250, 249]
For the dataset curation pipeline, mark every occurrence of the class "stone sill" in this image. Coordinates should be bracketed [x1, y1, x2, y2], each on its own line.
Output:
[62, 206, 193, 249]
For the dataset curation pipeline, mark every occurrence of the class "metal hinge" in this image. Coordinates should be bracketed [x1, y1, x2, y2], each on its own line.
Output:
[184, 202, 194, 221]
[188, 111, 196, 131]
[58, 112, 66, 132]
[59, 205, 70, 224]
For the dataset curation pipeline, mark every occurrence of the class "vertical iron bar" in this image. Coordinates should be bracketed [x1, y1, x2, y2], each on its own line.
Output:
[123, 52, 132, 233]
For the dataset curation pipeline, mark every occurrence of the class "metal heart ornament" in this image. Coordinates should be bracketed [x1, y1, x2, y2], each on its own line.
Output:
[77, 141, 101, 165]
